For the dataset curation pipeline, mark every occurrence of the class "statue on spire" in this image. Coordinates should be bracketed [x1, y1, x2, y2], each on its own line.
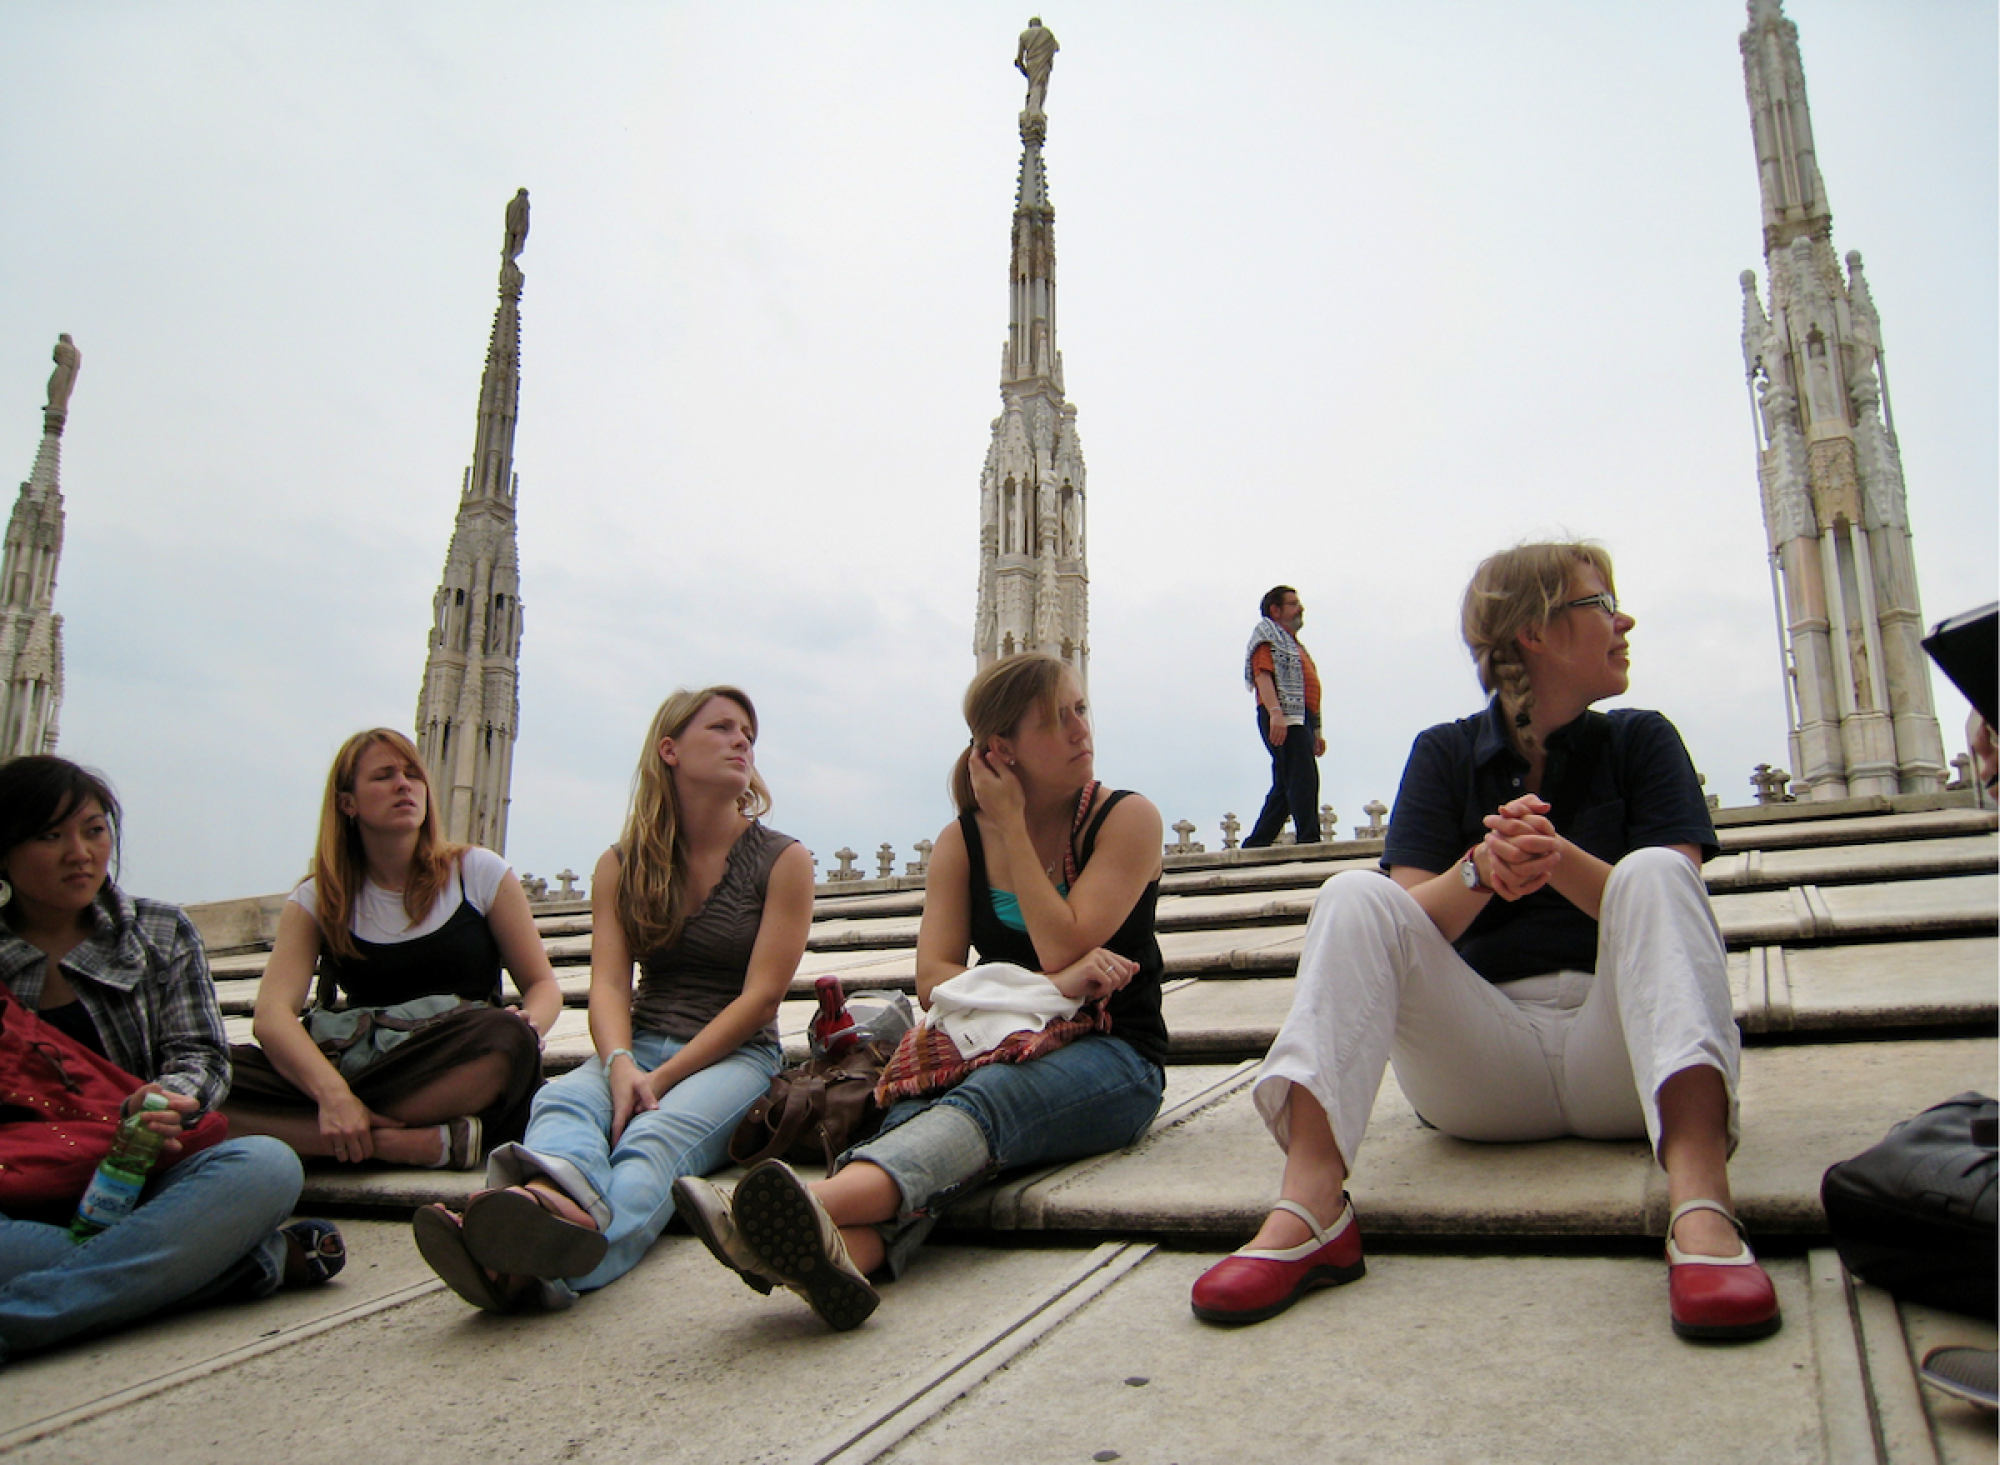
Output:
[44, 334, 80, 427]
[503, 188, 530, 262]
[1015, 17, 1058, 115]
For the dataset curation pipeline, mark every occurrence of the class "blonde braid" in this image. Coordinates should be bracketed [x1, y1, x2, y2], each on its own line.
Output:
[1489, 646, 1539, 759]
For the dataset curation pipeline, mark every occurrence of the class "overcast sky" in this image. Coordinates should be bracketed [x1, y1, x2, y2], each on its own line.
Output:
[2, 0, 1993, 906]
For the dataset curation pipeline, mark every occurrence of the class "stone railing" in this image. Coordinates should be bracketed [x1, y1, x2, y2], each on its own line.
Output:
[526, 760, 1887, 901]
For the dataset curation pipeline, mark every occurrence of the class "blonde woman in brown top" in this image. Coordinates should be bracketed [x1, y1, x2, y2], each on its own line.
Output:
[414, 687, 814, 1311]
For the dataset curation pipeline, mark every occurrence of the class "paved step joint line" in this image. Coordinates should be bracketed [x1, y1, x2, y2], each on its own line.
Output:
[0, 1278, 446, 1453]
[1808, 1247, 1880, 1465]
[1852, 1274, 1939, 1465]
[803, 1240, 1156, 1465]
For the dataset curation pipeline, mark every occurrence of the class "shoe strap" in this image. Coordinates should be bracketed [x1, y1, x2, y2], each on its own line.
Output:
[1231, 1197, 1356, 1264]
[1665, 1198, 1755, 1266]
[1667, 1198, 1746, 1236]
[1270, 1196, 1349, 1246]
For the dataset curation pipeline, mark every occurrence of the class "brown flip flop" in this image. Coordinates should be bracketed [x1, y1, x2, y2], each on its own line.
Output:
[412, 1204, 516, 1312]
[460, 1184, 608, 1280]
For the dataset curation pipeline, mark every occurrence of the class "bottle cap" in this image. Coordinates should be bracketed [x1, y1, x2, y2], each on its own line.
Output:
[140, 1092, 171, 1112]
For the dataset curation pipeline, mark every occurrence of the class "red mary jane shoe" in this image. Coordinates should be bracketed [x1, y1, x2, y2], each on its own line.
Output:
[1666, 1199, 1782, 1342]
[1190, 1196, 1365, 1325]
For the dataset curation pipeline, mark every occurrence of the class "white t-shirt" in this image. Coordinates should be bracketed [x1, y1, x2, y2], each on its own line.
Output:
[290, 847, 511, 945]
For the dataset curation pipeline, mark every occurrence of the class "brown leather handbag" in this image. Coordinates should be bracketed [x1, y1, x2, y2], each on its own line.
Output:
[728, 1042, 892, 1172]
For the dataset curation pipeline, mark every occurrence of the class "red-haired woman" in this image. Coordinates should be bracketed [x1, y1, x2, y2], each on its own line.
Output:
[224, 730, 562, 1167]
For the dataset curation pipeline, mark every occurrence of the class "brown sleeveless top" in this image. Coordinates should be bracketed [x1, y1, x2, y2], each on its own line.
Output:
[629, 821, 795, 1044]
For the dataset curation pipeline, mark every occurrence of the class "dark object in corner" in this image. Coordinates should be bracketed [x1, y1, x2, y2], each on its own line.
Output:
[1921, 603, 1996, 727]
[1821, 1092, 1997, 1319]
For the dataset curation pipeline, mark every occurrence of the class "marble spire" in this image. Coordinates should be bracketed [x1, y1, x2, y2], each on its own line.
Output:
[415, 190, 529, 850]
[0, 335, 79, 757]
[974, 18, 1089, 680]
[1737, 0, 1943, 799]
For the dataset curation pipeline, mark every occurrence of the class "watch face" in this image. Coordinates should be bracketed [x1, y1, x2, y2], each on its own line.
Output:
[1461, 859, 1480, 890]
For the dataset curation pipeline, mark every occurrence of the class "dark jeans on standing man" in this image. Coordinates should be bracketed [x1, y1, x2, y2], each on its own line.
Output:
[1245, 706, 1321, 847]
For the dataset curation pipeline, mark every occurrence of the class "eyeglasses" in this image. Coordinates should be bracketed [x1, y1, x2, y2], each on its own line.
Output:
[1564, 593, 1618, 617]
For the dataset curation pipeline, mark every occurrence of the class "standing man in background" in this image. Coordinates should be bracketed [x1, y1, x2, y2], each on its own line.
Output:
[1244, 586, 1324, 848]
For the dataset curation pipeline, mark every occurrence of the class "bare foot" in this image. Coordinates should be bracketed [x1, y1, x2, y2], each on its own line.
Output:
[517, 1180, 598, 1231]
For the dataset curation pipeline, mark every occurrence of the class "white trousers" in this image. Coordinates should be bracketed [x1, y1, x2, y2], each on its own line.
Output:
[1253, 847, 1739, 1170]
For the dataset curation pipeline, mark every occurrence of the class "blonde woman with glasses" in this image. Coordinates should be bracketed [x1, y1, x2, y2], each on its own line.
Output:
[1193, 542, 1779, 1344]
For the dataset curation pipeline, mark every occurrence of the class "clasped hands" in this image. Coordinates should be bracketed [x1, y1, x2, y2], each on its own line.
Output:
[1474, 794, 1563, 901]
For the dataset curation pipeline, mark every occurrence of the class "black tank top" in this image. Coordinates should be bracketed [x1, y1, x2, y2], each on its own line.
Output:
[960, 790, 1168, 1068]
[314, 897, 503, 1009]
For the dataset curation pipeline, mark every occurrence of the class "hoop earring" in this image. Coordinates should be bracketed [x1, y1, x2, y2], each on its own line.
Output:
[0, 877, 11, 906]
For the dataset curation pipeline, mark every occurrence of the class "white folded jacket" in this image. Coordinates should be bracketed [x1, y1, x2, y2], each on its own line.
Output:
[924, 962, 1083, 1058]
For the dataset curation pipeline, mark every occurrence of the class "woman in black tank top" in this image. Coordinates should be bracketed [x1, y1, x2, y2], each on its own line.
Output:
[678, 655, 1168, 1331]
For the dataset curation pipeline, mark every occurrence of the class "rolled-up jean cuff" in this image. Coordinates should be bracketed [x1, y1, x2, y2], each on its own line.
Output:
[841, 1103, 992, 1227]
[483, 1142, 613, 1233]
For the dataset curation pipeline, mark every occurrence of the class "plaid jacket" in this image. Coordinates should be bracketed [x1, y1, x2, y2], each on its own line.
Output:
[0, 886, 230, 1111]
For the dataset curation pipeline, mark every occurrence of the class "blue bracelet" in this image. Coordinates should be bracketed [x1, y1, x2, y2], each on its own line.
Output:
[606, 1047, 636, 1069]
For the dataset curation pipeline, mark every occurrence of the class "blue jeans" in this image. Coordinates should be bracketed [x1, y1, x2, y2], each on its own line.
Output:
[491, 1030, 783, 1293]
[841, 1034, 1164, 1277]
[0, 1136, 302, 1363]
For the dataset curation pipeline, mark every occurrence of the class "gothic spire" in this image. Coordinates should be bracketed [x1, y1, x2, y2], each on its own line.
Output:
[1737, 2, 1943, 800]
[1005, 98, 1058, 386]
[1740, 0, 1831, 252]
[415, 191, 529, 850]
[975, 19, 1089, 679]
[0, 334, 77, 756]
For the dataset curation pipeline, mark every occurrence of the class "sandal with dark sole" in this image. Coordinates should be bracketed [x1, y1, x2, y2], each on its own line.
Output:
[282, 1219, 347, 1286]
[413, 1204, 517, 1312]
[732, 1159, 879, 1332]
[460, 1184, 607, 1280]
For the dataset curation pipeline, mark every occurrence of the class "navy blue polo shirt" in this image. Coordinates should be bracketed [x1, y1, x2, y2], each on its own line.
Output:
[1380, 698, 1718, 983]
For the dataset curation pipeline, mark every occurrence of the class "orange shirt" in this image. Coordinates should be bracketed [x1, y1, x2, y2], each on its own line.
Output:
[1250, 640, 1320, 717]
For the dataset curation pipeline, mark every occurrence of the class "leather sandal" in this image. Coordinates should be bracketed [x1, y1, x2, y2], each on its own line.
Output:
[1665, 1198, 1782, 1341]
[673, 1175, 779, 1295]
[413, 1204, 518, 1312]
[731, 1160, 879, 1331]
[460, 1183, 607, 1280]
[1190, 1196, 1365, 1326]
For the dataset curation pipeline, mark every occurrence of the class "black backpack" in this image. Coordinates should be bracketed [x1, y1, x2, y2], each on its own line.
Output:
[1821, 1092, 1998, 1319]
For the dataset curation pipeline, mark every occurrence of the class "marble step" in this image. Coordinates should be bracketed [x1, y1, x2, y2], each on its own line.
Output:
[12, 1210, 1984, 1465]
[209, 874, 1998, 1029]
[797, 835, 1999, 948]
[221, 923, 2000, 1079]
[199, 816, 1997, 979]
[224, 923, 1997, 1081]
[948, 1035, 1997, 1245]
[1144, 935, 2000, 1059]
[284, 1036, 1995, 1251]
